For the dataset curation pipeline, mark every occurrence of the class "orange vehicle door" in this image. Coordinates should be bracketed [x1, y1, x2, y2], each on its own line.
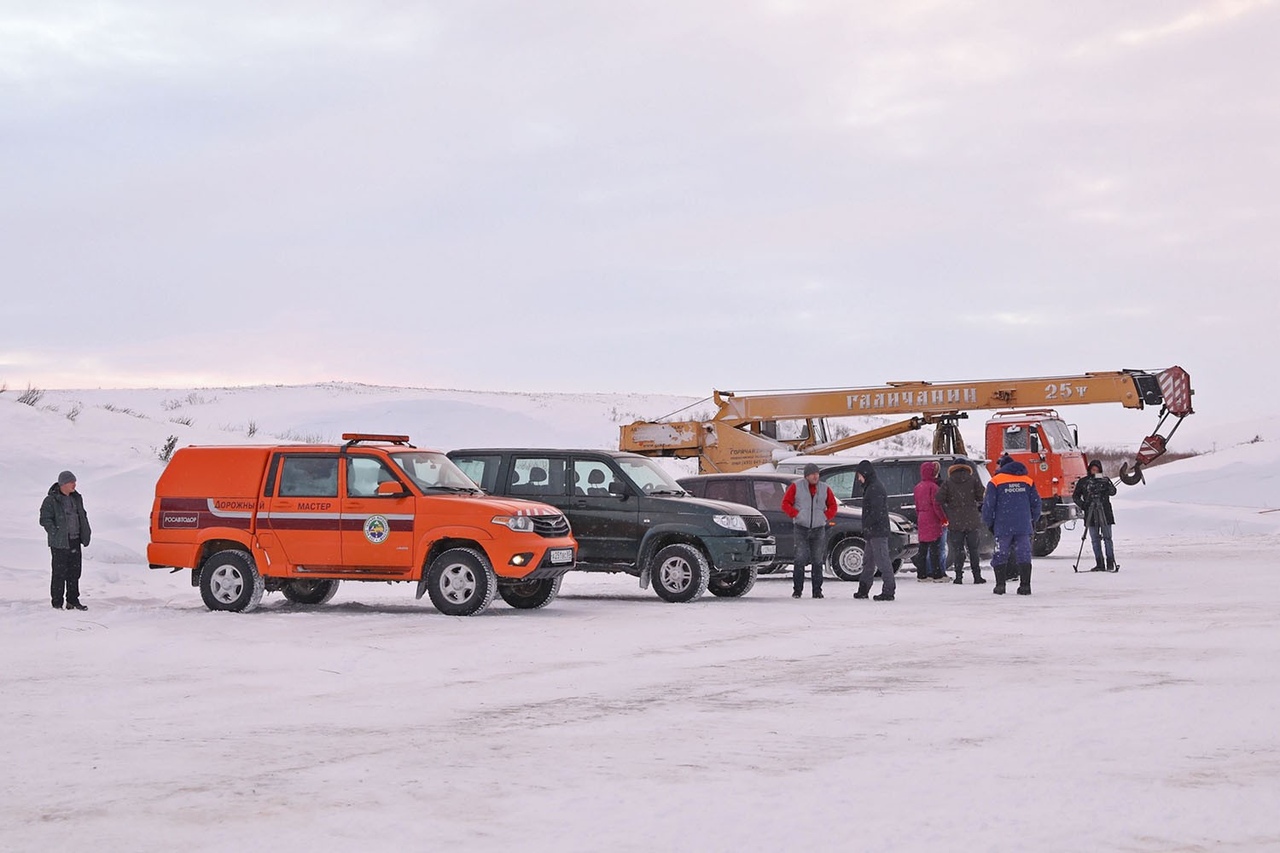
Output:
[261, 453, 344, 570]
[340, 454, 416, 575]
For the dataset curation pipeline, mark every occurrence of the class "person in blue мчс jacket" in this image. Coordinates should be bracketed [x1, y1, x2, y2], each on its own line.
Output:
[981, 457, 1041, 596]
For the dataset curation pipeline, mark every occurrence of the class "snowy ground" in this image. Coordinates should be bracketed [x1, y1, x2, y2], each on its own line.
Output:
[2, 386, 1278, 852]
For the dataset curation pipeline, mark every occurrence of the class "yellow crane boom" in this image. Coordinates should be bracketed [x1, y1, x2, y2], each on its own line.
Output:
[620, 368, 1194, 480]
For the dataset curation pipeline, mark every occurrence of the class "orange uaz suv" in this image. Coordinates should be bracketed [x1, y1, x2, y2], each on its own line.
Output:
[146, 433, 576, 615]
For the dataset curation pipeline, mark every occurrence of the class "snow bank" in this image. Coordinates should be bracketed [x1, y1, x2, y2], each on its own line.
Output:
[1116, 425, 1280, 537]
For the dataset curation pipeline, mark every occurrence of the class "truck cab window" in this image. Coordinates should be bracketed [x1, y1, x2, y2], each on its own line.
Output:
[1004, 426, 1028, 452]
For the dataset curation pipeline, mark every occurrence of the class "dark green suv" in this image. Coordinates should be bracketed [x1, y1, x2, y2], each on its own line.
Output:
[447, 449, 775, 602]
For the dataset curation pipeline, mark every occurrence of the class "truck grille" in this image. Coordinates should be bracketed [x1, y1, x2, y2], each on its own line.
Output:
[745, 515, 769, 535]
[532, 514, 570, 538]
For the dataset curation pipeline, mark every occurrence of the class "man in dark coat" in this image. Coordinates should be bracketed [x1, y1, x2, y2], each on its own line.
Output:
[981, 458, 1042, 595]
[853, 460, 895, 601]
[1073, 459, 1118, 571]
[936, 463, 986, 584]
[782, 463, 839, 598]
[39, 470, 92, 610]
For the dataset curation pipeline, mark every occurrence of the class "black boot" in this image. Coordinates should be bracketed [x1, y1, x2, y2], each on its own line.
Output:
[992, 565, 1006, 595]
[853, 582, 871, 599]
[973, 567, 986, 584]
[1089, 560, 1106, 572]
[952, 568, 963, 584]
[1016, 564, 1032, 595]
[1107, 557, 1117, 572]
[873, 591, 894, 601]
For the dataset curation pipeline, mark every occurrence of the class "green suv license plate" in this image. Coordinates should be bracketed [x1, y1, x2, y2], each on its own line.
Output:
[549, 548, 574, 565]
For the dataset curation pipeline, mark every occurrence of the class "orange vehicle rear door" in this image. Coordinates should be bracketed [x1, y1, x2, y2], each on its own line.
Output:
[341, 454, 416, 575]
[262, 453, 344, 570]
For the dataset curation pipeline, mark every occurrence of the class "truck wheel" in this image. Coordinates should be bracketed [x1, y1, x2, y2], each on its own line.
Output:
[199, 549, 265, 613]
[426, 548, 497, 616]
[828, 538, 866, 581]
[708, 566, 757, 598]
[649, 543, 710, 603]
[281, 579, 340, 606]
[1032, 527, 1062, 557]
[498, 576, 562, 610]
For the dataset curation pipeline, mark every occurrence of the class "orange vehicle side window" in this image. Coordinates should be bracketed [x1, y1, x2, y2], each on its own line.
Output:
[278, 456, 339, 498]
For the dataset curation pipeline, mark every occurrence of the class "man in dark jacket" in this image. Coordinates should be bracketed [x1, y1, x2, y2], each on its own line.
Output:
[936, 463, 986, 584]
[39, 471, 92, 610]
[853, 460, 895, 601]
[981, 459, 1041, 596]
[782, 463, 839, 598]
[1073, 459, 1118, 571]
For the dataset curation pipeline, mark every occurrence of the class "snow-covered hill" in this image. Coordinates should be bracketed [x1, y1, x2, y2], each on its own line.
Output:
[3, 385, 1279, 852]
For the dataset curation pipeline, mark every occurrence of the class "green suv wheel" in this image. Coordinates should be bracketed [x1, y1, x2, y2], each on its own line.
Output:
[649, 543, 710, 603]
[498, 576, 562, 610]
[708, 565, 757, 598]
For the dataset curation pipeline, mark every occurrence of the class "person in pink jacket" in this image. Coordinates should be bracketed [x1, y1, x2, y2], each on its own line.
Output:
[913, 461, 949, 582]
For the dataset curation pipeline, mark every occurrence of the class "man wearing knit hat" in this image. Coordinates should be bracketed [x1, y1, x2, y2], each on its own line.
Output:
[39, 470, 92, 610]
[781, 463, 839, 598]
[1073, 459, 1118, 572]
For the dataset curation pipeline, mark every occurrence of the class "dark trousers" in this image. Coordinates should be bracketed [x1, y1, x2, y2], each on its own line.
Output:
[948, 527, 981, 576]
[917, 539, 943, 578]
[856, 537, 895, 595]
[793, 526, 828, 594]
[51, 541, 83, 607]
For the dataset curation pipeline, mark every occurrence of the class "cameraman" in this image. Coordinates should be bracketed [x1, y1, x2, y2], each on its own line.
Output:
[1073, 460, 1118, 572]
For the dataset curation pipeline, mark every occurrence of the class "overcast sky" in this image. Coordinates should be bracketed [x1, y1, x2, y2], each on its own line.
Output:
[2, 1, 1277, 433]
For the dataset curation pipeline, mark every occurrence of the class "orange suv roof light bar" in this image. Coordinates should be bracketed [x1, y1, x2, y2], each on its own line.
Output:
[341, 433, 413, 447]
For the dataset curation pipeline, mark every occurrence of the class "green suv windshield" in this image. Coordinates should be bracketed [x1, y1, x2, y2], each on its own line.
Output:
[390, 451, 483, 493]
[616, 456, 687, 495]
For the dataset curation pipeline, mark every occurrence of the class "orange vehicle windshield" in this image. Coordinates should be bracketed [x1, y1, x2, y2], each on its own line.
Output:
[388, 451, 483, 493]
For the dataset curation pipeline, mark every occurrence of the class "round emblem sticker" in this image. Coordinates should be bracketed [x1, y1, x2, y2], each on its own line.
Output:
[363, 515, 390, 544]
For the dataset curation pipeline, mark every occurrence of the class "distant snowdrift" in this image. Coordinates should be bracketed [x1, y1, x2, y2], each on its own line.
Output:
[1115, 420, 1279, 537]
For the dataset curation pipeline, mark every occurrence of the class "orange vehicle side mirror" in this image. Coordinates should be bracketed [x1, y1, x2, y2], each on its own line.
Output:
[376, 480, 408, 496]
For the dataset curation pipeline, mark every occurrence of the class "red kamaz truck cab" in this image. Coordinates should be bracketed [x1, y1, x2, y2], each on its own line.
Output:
[984, 410, 1085, 556]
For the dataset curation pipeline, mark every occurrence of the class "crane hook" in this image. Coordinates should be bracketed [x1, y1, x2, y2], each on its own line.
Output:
[1118, 462, 1145, 486]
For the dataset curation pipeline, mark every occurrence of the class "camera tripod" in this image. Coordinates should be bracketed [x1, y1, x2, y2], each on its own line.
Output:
[1072, 493, 1119, 573]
